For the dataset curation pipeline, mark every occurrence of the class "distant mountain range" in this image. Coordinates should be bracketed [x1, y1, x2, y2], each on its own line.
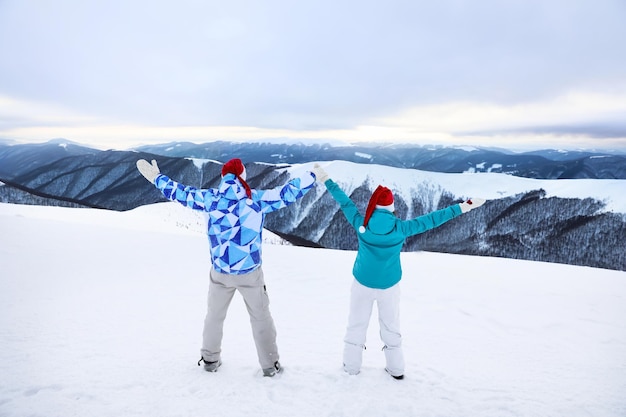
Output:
[1, 140, 624, 271]
[134, 140, 626, 179]
[1, 139, 625, 180]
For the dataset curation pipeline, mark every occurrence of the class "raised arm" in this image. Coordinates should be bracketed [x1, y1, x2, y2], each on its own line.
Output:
[136, 159, 217, 211]
[313, 164, 363, 231]
[401, 198, 486, 236]
[255, 171, 316, 213]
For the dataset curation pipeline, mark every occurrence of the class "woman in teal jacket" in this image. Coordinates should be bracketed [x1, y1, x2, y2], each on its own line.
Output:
[312, 164, 485, 380]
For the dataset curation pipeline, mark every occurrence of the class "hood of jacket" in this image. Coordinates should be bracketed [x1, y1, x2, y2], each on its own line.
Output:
[218, 173, 249, 200]
[366, 209, 397, 235]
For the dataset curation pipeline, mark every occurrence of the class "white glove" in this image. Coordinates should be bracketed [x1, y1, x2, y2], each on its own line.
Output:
[459, 197, 486, 213]
[312, 163, 330, 183]
[136, 159, 160, 183]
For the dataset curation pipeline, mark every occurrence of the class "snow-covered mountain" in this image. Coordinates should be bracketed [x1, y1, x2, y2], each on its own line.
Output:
[134, 141, 626, 179]
[1, 141, 624, 271]
[1, 202, 625, 417]
[266, 161, 626, 271]
[2, 140, 626, 180]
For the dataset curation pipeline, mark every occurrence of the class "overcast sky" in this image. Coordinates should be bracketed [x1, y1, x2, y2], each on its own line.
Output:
[1, 0, 625, 151]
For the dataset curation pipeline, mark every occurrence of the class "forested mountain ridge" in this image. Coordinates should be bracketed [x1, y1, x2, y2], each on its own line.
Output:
[1, 141, 624, 271]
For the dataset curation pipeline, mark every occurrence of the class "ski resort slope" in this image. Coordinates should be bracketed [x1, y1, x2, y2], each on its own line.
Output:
[1, 202, 625, 417]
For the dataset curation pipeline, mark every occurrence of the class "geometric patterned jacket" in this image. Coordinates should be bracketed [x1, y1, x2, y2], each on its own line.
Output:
[154, 171, 316, 275]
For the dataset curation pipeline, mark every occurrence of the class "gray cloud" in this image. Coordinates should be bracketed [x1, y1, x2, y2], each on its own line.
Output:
[0, 0, 625, 142]
[465, 122, 626, 139]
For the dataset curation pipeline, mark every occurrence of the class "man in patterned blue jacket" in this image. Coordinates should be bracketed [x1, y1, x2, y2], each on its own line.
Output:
[137, 157, 316, 377]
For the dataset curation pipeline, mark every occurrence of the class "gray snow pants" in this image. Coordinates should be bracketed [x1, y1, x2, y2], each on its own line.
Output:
[200, 267, 279, 369]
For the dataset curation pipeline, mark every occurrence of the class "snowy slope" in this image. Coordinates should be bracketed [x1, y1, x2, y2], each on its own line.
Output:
[1, 202, 625, 417]
[287, 160, 626, 213]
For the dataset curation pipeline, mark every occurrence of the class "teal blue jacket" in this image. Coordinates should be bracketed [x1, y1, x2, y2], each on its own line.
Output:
[325, 179, 463, 289]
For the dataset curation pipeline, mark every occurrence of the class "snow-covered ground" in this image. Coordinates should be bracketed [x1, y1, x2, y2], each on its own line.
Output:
[1, 202, 625, 417]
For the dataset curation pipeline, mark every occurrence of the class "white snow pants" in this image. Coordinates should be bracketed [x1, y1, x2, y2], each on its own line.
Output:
[343, 279, 404, 377]
[200, 267, 279, 369]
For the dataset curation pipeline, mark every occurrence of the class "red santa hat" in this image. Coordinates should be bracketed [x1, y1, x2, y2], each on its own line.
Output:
[221, 158, 252, 198]
[359, 185, 395, 233]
